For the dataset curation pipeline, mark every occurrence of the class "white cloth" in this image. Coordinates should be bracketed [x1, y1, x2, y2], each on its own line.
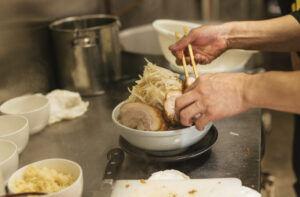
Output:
[46, 90, 89, 124]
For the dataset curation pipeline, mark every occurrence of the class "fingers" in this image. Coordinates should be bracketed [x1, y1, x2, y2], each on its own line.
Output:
[174, 50, 212, 65]
[184, 77, 199, 93]
[176, 48, 199, 65]
[176, 59, 183, 65]
[169, 32, 195, 65]
[175, 90, 199, 115]
[179, 100, 206, 126]
[194, 53, 201, 63]
[195, 115, 211, 131]
[169, 35, 193, 52]
[177, 56, 191, 66]
[169, 29, 212, 65]
[194, 53, 209, 64]
[192, 49, 212, 64]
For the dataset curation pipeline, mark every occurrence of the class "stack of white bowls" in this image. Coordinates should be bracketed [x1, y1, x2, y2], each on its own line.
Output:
[0, 94, 50, 183]
[0, 94, 50, 135]
[0, 94, 84, 196]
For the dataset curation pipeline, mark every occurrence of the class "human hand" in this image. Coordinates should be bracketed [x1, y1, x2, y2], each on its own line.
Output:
[175, 73, 250, 130]
[169, 24, 230, 65]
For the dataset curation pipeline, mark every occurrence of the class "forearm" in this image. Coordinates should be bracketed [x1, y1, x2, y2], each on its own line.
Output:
[244, 71, 300, 114]
[224, 15, 300, 51]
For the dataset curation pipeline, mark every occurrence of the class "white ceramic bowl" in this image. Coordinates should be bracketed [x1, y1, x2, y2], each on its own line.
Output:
[0, 94, 50, 135]
[112, 102, 212, 151]
[8, 158, 83, 197]
[152, 19, 256, 74]
[0, 115, 29, 153]
[0, 139, 19, 183]
[0, 170, 5, 195]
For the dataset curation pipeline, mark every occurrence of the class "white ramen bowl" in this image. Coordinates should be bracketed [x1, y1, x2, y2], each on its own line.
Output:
[0, 170, 5, 195]
[0, 115, 29, 153]
[8, 158, 83, 197]
[112, 102, 212, 151]
[0, 139, 19, 183]
[0, 94, 50, 135]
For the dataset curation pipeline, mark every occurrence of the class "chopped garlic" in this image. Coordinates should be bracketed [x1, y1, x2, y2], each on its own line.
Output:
[13, 166, 75, 193]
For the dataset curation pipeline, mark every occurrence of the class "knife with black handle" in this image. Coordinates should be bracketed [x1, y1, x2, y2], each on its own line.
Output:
[99, 148, 125, 197]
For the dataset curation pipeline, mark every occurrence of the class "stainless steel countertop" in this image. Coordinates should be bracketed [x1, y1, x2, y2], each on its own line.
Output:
[19, 82, 261, 196]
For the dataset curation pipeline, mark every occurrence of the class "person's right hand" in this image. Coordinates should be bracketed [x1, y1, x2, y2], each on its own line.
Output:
[175, 72, 250, 130]
[169, 24, 230, 65]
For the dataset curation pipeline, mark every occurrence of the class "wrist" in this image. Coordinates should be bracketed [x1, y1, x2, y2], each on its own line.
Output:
[242, 73, 257, 109]
[221, 21, 240, 49]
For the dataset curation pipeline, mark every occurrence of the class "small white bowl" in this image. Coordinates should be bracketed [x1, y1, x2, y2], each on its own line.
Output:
[0, 115, 29, 153]
[0, 94, 50, 135]
[8, 158, 83, 197]
[112, 102, 212, 151]
[0, 139, 19, 183]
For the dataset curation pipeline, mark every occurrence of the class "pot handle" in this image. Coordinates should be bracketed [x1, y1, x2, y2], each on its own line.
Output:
[73, 36, 97, 48]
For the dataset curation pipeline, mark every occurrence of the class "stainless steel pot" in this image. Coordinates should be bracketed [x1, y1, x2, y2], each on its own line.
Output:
[49, 14, 121, 96]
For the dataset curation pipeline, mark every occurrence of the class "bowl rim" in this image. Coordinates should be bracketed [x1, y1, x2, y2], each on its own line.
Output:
[112, 101, 212, 137]
[49, 14, 120, 33]
[0, 115, 29, 138]
[7, 158, 83, 195]
[0, 94, 49, 115]
[152, 19, 200, 37]
[0, 139, 18, 166]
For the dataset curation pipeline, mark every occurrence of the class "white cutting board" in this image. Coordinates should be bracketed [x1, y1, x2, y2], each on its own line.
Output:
[111, 178, 259, 197]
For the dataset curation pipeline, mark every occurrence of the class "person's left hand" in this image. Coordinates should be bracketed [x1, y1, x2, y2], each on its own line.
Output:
[175, 73, 251, 130]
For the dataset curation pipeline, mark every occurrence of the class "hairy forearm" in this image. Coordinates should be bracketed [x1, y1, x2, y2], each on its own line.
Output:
[244, 71, 300, 114]
[224, 15, 300, 51]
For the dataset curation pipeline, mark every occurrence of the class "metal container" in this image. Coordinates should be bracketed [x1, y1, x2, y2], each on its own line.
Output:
[49, 14, 121, 96]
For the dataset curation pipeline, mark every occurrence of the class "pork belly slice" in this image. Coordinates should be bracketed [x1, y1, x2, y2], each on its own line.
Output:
[118, 102, 166, 131]
[164, 90, 182, 125]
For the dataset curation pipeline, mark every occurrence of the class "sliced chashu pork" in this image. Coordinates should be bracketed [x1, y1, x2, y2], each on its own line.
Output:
[164, 90, 182, 124]
[118, 102, 166, 131]
[164, 77, 196, 125]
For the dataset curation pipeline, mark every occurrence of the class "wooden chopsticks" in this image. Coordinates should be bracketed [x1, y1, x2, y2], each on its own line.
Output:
[175, 27, 199, 82]
[175, 32, 189, 80]
[183, 27, 199, 78]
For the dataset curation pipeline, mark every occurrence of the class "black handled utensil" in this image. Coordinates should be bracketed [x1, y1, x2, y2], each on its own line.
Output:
[0, 192, 46, 197]
[100, 148, 125, 197]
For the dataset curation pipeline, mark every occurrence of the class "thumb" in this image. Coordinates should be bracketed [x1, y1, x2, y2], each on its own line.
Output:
[169, 33, 194, 52]
[195, 115, 211, 131]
